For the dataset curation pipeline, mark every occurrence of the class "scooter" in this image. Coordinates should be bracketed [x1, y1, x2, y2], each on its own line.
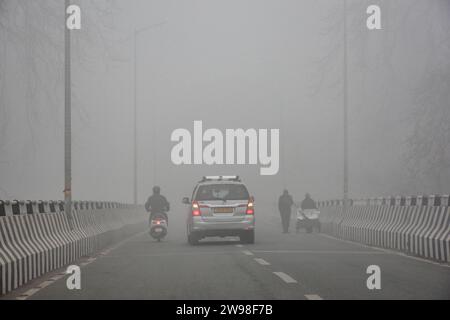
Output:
[149, 212, 168, 241]
[296, 208, 321, 233]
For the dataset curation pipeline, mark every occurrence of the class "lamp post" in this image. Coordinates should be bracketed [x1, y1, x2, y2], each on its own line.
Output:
[280, 103, 286, 189]
[64, 0, 73, 228]
[133, 21, 166, 205]
[343, 0, 349, 210]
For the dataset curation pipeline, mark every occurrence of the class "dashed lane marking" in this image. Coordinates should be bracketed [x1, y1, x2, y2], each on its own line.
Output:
[101, 251, 243, 258]
[14, 230, 149, 300]
[273, 272, 298, 284]
[242, 250, 254, 256]
[319, 234, 450, 268]
[254, 258, 271, 265]
[252, 250, 387, 255]
[305, 294, 323, 300]
[259, 218, 450, 268]
[235, 244, 244, 248]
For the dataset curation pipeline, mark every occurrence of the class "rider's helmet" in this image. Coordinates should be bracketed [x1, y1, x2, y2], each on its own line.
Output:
[153, 186, 161, 194]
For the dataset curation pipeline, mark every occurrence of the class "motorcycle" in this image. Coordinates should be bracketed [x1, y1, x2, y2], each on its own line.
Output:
[296, 208, 321, 233]
[149, 212, 168, 241]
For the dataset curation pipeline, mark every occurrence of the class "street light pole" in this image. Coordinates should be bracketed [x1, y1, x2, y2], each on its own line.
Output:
[343, 0, 349, 210]
[280, 104, 286, 189]
[132, 21, 166, 206]
[64, 0, 73, 228]
[133, 30, 138, 205]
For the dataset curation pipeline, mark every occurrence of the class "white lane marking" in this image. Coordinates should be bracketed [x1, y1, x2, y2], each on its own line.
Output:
[102, 251, 241, 258]
[50, 275, 63, 281]
[254, 258, 270, 265]
[80, 258, 96, 266]
[242, 250, 254, 256]
[235, 244, 244, 248]
[17, 288, 40, 300]
[259, 217, 450, 268]
[253, 250, 386, 255]
[273, 272, 298, 284]
[305, 294, 323, 300]
[319, 234, 450, 268]
[13, 229, 149, 300]
[97, 230, 148, 256]
[38, 280, 54, 289]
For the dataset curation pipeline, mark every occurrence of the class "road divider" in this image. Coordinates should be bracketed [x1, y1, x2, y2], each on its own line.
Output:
[0, 200, 146, 295]
[318, 195, 449, 263]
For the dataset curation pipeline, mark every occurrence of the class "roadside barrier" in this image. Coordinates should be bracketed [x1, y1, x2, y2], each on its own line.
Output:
[318, 195, 449, 263]
[0, 201, 146, 295]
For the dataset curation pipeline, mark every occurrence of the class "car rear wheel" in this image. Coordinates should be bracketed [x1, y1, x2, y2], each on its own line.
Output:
[240, 230, 255, 244]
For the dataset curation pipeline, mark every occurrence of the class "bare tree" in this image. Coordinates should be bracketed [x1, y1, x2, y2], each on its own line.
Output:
[406, 71, 450, 193]
[405, 1, 450, 193]
[0, 0, 118, 196]
[316, 1, 450, 196]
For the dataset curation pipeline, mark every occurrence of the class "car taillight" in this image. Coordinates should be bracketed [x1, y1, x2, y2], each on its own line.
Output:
[246, 200, 254, 215]
[192, 201, 201, 216]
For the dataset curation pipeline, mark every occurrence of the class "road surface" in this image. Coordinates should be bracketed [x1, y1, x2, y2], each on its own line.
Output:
[6, 206, 450, 300]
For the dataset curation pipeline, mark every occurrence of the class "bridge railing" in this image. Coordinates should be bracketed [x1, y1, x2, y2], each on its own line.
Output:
[0, 200, 136, 216]
[316, 195, 449, 263]
[0, 200, 147, 295]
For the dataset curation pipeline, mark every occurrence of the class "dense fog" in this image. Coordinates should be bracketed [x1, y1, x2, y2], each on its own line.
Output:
[1, 0, 449, 204]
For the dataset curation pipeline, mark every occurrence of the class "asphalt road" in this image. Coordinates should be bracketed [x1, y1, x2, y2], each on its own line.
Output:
[7, 206, 450, 300]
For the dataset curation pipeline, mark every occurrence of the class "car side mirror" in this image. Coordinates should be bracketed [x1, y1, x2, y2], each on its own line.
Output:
[182, 197, 190, 204]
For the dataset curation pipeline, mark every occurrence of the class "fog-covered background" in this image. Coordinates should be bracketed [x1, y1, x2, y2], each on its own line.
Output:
[1, 0, 449, 204]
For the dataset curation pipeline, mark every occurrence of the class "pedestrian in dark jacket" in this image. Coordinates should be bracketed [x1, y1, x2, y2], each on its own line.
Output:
[278, 189, 294, 233]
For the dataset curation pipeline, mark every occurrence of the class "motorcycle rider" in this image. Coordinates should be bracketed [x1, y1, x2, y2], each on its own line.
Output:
[278, 189, 294, 233]
[145, 186, 170, 224]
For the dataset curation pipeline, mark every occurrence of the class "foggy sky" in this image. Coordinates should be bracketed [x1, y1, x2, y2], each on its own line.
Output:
[1, 0, 449, 204]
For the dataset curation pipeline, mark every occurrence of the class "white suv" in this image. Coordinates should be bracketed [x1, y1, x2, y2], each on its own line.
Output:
[183, 176, 255, 245]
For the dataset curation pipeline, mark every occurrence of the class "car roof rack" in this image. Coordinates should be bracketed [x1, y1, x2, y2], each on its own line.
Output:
[200, 175, 241, 182]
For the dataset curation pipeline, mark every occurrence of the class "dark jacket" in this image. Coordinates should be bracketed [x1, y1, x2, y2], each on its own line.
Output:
[145, 194, 170, 213]
[278, 194, 294, 212]
[301, 197, 317, 210]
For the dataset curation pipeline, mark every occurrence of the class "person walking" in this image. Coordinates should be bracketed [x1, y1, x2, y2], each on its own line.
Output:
[278, 189, 294, 233]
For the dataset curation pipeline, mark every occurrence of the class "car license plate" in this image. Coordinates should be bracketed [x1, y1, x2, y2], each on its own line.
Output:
[155, 228, 163, 232]
[214, 207, 233, 213]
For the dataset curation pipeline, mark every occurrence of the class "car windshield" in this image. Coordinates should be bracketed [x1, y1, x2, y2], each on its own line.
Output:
[195, 184, 249, 201]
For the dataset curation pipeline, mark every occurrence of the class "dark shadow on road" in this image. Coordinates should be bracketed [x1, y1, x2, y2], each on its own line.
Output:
[195, 238, 242, 246]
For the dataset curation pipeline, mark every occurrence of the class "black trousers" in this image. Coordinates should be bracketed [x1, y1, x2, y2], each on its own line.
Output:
[280, 210, 291, 232]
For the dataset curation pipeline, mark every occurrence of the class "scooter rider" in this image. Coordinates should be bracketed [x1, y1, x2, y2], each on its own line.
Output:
[145, 186, 170, 224]
[301, 193, 317, 210]
[297, 193, 320, 233]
